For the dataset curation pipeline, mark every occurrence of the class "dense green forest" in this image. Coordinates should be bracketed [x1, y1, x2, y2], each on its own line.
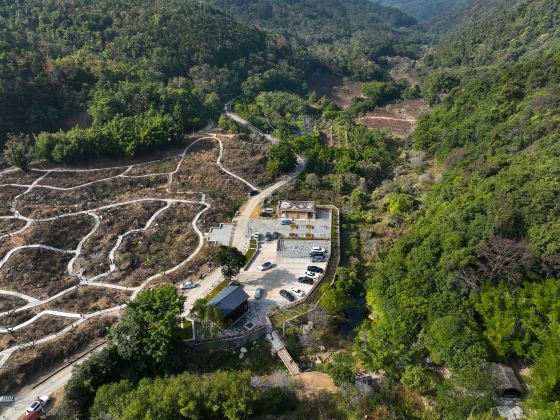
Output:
[207, 0, 424, 81]
[428, 0, 523, 34]
[0, 0, 306, 160]
[427, 0, 560, 67]
[373, 0, 467, 22]
[358, 49, 560, 419]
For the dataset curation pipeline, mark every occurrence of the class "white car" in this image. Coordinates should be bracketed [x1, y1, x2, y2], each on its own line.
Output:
[290, 287, 305, 298]
[304, 270, 319, 278]
[180, 281, 196, 289]
[259, 262, 273, 271]
[311, 246, 326, 253]
[26, 395, 50, 413]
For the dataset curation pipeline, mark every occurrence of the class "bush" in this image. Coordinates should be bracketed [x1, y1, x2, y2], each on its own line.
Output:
[400, 365, 439, 395]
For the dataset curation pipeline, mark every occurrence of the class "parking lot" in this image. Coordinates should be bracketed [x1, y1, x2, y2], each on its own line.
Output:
[238, 241, 328, 313]
[246, 208, 331, 243]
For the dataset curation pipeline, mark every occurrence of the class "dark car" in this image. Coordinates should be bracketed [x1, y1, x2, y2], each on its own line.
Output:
[271, 189, 279, 196]
[279, 289, 296, 302]
[272, 231, 280, 240]
[309, 251, 325, 257]
[249, 190, 260, 196]
[260, 211, 271, 217]
[307, 266, 325, 274]
[310, 255, 325, 262]
[298, 276, 314, 285]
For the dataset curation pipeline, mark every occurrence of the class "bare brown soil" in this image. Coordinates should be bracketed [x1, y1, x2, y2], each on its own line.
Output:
[174, 141, 247, 219]
[0, 218, 26, 236]
[75, 201, 166, 278]
[126, 156, 181, 176]
[0, 170, 42, 185]
[0, 248, 77, 299]
[309, 72, 363, 110]
[24, 214, 94, 249]
[0, 316, 75, 351]
[0, 295, 27, 312]
[221, 136, 273, 187]
[46, 286, 131, 313]
[0, 185, 26, 214]
[387, 56, 423, 86]
[18, 175, 169, 219]
[0, 308, 41, 328]
[359, 99, 431, 139]
[41, 168, 126, 188]
[113, 203, 201, 287]
[0, 315, 115, 394]
[293, 371, 338, 397]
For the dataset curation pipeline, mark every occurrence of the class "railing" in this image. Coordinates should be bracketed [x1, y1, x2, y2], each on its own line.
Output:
[184, 324, 266, 351]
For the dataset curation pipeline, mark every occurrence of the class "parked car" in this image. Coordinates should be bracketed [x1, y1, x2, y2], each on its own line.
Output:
[252, 232, 261, 240]
[307, 265, 325, 273]
[304, 270, 320, 278]
[311, 246, 326, 253]
[264, 208, 274, 213]
[0, 395, 15, 406]
[259, 262, 273, 271]
[298, 276, 314, 285]
[255, 287, 264, 299]
[260, 211, 271, 217]
[280, 219, 292, 225]
[26, 396, 50, 414]
[290, 287, 305, 298]
[272, 231, 280, 240]
[249, 190, 260, 196]
[180, 281, 196, 289]
[264, 232, 272, 241]
[279, 289, 295, 302]
[311, 255, 325, 262]
[271, 189, 279, 196]
[309, 251, 325, 257]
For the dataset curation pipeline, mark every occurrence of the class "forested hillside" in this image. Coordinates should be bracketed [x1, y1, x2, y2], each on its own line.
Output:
[427, 0, 560, 67]
[372, 0, 467, 22]
[0, 0, 303, 159]
[358, 46, 560, 418]
[207, 0, 424, 81]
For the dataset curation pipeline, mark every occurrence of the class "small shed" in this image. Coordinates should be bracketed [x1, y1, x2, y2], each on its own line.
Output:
[492, 364, 524, 397]
[208, 285, 249, 323]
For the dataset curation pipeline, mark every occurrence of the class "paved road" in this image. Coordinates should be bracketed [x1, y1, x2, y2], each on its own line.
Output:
[0, 345, 105, 419]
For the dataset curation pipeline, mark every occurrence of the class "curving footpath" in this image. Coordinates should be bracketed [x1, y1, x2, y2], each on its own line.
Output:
[0, 134, 254, 368]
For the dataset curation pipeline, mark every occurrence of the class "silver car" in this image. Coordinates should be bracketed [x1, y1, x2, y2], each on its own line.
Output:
[255, 287, 264, 299]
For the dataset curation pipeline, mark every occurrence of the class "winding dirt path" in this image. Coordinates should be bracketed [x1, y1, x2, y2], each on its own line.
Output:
[0, 134, 255, 367]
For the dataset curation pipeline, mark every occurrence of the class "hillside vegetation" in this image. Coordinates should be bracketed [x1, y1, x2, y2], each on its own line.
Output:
[208, 0, 424, 81]
[373, 0, 467, 22]
[0, 0, 294, 158]
[427, 0, 557, 66]
[358, 47, 560, 417]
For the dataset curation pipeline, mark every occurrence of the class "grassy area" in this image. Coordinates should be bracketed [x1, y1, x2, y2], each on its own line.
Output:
[206, 278, 230, 300]
[245, 239, 258, 265]
[181, 319, 195, 340]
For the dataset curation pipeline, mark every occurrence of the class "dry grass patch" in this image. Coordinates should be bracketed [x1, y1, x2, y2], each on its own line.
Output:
[0, 248, 77, 299]
[0, 295, 27, 312]
[46, 286, 130, 313]
[221, 136, 272, 187]
[114, 203, 202, 287]
[0, 170, 42, 185]
[75, 201, 166, 278]
[0, 185, 26, 215]
[126, 156, 181, 176]
[17, 175, 169, 219]
[0, 314, 115, 394]
[0, 315, 75, 351]
[41, 168, 126, 188]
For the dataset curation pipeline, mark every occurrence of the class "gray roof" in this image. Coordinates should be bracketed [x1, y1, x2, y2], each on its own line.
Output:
[208, 285, 249, 317]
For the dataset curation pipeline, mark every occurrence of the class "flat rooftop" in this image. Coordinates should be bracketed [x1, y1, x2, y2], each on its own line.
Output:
[278, 200, 316, 212]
